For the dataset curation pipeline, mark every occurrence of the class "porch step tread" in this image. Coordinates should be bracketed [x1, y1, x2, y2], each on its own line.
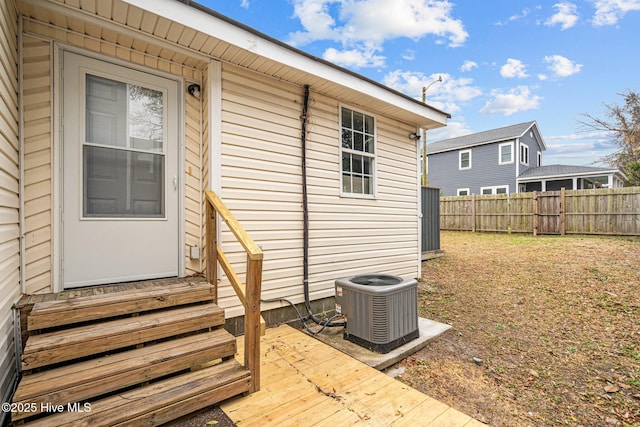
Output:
[22, 303, 225, 370]
[22, 359, 251, 427]
[27, 279, 214, 331]
[12, 329, 237, 421]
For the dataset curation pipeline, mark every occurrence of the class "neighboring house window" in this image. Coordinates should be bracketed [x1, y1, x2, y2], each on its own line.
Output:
[520, 144, 529, 165]
[341, 106, 375, 195]
[499, 142, 513, 165]
[481, 185, 509, 195]
[457, 188, 470, 196]
[537, 151, 542, 167]
[459, 149, 471, 170]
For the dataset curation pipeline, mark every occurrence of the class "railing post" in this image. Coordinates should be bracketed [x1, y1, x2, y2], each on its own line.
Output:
[206, 201, 218, 303]
[245, 256, 263, 393]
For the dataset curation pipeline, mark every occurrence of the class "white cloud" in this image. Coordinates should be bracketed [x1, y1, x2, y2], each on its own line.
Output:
[544, 54, 583, 77]
[288, 0, 468, 68]
[500, 58, 529, 78]
[402, 49, 415, 61]
[427, 120, 473, 142]
[480, 86, 542, 116]
[495, 8, 531, 25]
[383, 70, 482, 114]
[543, 131, 617, 165]
[240, 0, 250, 9]
[545, 2, 579, 30]
[592, 0, 640, 26]
[323, 46, 386, 68]
[460, 60, 478, 72]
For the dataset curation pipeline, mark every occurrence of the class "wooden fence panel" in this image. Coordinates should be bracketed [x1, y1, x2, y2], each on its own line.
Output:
[440, 195, 474, 231]
[509, 192, 534, 233]
[536, 190, 563, 235]
[440, 186, 640, 236]
[564, 187, 640, 235]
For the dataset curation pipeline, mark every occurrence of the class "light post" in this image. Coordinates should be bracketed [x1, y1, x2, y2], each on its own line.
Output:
[421, 75, 442, 186]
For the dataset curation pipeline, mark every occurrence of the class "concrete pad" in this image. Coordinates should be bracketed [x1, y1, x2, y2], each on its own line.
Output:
[306, 317, 451, 371]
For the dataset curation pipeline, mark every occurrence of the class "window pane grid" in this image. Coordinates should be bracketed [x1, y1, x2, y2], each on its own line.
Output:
[341, 107, 375, 195]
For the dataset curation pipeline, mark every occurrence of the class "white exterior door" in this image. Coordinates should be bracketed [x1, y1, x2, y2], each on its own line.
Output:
[62, 51, 180, 288]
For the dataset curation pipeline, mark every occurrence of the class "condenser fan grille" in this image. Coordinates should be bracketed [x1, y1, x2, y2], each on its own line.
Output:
[335, 274, 419, 353]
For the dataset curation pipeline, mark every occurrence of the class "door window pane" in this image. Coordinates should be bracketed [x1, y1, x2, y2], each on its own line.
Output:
[84, 146, 164, 217]
[86, 74, 164, 153]
[84, 74, 165, 218]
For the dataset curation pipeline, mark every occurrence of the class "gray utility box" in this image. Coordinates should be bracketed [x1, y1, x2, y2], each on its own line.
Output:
[335, 274, 419, 354]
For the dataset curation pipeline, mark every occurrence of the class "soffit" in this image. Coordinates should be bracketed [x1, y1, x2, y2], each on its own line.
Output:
[19, 0, 448, 128]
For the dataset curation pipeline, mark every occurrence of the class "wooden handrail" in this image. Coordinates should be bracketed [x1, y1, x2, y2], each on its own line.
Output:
[205, 190, 263, 393]
[206, 191, 263, 261]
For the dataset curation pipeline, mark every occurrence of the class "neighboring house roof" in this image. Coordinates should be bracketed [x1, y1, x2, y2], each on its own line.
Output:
[517, 165, 627, 181]
[427, 121, 545, 154]
[119, 0, 450, 128]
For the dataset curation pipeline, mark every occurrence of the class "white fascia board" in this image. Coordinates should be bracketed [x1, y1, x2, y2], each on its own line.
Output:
[516, 170, 620, 182]
[123, 0, 448, 126]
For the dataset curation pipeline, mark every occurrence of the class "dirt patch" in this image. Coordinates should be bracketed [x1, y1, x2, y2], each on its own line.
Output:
[397, 231, 640, 426]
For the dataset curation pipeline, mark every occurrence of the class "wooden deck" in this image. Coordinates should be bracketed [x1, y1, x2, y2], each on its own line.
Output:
[222, 325, 484, 426]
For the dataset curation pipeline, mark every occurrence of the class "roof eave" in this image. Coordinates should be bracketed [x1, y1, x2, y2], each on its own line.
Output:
[517, 169, 623, 182]
[123, 0, 450, 128]
[427, 137, 517, 155]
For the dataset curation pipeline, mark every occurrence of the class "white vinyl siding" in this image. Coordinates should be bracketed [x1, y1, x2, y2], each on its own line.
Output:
[22, 36, 52, 294]
[499, 142, 513, 165]
[459, 149, 471, 170]
[217, 64, 419, 318]
[184, 78, 203, 275]
[0, 0, 20, 421]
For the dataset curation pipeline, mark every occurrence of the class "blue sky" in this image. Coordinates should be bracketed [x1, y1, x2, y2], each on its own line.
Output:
[198, 0, 640, 166]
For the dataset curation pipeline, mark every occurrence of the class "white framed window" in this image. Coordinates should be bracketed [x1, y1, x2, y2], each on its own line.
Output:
[481, 185, 509, 195]
[520, 144, 529, 165]
[459, 149, 471, 170]
[537, 151, 542, 167]
[499, 142, 513, 165]
[457, 188, 470, 196]
[340, 106, 375, 196]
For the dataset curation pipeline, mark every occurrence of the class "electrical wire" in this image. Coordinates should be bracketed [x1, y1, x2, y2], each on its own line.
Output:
[299, 84, 345, 328]
[260, 297, 345, 336]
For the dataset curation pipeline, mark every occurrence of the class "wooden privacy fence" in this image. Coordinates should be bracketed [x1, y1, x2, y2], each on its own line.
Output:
[440, 186, 640, 236]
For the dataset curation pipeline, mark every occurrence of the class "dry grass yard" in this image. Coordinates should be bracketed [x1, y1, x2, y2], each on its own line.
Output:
[397, 231, 640, 427]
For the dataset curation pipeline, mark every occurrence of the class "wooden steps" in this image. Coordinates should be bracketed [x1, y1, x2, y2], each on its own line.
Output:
[11, 279, 251, 425]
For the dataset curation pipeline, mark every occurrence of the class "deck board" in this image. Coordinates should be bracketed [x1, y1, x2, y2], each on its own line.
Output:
[222, 325, 483, 426]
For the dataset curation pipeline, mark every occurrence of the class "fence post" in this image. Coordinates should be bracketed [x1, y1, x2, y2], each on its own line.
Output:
[560, 187, 566, 235]
[532, 191, 538, 236]
[471, 194, 476, 232]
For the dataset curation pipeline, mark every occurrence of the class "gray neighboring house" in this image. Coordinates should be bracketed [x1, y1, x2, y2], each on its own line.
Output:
[517, 164, 626, 192]
[426, 121, 626, 196]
